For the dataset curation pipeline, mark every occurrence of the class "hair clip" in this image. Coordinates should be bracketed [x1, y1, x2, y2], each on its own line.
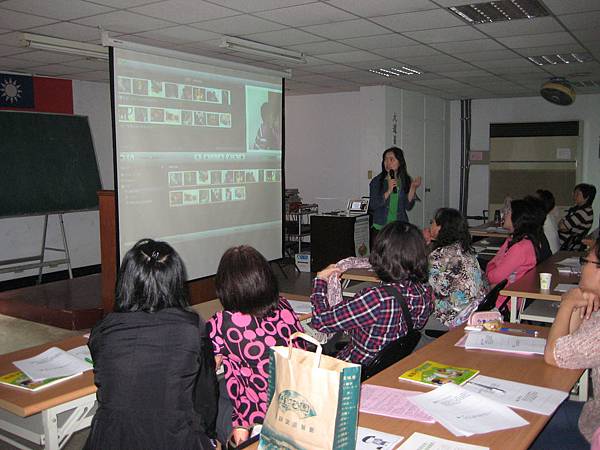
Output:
[151, 250, 160, 261]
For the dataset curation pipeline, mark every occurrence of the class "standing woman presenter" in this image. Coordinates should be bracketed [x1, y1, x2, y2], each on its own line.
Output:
[369, 147, 422, 239]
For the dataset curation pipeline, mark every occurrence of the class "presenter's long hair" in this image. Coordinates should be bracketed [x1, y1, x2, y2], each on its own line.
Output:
[432, 208, 473, 254]
[114, 238, 189, 312]
[378, 146, 411, 194]
[369, 221, 428, 283]
[216, 245, 279, 317]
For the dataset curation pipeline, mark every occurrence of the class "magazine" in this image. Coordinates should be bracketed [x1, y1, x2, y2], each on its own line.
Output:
[0, 370, 82, 392]
[399, 360, 479, 387]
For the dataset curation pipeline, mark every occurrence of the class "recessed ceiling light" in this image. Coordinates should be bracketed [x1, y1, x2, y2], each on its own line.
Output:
[448, 0, 549, 24]
[527, 52, 593, 66]
[369, 66, 422, 77]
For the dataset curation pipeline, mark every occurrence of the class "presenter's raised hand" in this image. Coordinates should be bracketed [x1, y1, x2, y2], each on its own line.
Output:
[411, 176, 422, 190]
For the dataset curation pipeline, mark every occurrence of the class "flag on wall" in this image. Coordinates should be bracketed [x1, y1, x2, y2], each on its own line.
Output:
[0, 75, 73, 114]
[0, 73, 34, 108]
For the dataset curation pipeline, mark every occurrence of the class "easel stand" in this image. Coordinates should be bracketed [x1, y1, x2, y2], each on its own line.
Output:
[0, 214, 73, 283]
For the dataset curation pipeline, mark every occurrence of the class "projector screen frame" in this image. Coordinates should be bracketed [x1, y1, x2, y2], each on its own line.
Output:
[108, 42, 287, 282]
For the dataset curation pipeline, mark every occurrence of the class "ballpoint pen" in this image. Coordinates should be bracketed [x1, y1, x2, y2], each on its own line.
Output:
[498, 327, 539, 337]
[468, 381, 506, 394]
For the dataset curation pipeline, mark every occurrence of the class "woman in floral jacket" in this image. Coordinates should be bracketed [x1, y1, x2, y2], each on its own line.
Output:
[428, 208, 488, 328]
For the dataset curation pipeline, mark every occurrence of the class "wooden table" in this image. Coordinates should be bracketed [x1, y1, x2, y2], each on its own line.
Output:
[499, 251, 581, 323]
[470, 222, 510, 239]
[247, 324, 582, 450]
[0, 335, 95, 449]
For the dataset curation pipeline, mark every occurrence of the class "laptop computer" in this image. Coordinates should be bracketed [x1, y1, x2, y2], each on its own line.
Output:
[346, 198, 369, 215]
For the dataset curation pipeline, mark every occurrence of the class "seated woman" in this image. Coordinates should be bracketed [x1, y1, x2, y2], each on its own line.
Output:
[530, 238, 600, 449]
[207, 246, 305, 447]
[486, 198, 548, 308]
[310, 221, 434, 365]
[84, 239, 217, 450]
[559, 183, 596, 251]
[427, 208, 488, 328]
[535, 189, 560, 254]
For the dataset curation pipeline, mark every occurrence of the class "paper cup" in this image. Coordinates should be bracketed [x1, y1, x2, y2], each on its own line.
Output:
[539, 273, 552, 291]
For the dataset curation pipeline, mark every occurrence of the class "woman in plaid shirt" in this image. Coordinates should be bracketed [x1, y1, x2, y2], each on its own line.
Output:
[310, 221, 434, 365]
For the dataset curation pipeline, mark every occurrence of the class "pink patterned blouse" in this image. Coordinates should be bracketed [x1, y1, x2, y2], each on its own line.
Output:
[554, 309, 600, 442]
[207, 297, 305, 428]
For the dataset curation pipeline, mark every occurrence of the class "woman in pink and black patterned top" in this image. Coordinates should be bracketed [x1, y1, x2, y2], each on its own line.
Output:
[207, 246, 304, 447]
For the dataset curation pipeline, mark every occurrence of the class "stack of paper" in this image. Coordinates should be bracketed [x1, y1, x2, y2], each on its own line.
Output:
[360, 384, 434, 423]
[463, 375, 568, 415]
[398, 433, 488, 450]
[287, 299, 312, 315]
[407, 383, 528, 437]
[14, 347, 92, 382]
[464, 331, 546, 355]
[554, 283, 578, 293]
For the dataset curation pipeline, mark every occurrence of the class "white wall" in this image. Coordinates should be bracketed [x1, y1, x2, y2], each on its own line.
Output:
[287, 85, 449, 228]
[286, 91, 363, 212]
[449, 94, 600, 229]
[0, 80, 111, 282]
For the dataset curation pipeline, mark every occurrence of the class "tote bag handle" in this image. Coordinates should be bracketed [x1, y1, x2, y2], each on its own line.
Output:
[288, 332, 323, 368]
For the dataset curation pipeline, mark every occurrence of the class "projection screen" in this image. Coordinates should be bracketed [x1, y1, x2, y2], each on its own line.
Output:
[112, 46, 283, 279]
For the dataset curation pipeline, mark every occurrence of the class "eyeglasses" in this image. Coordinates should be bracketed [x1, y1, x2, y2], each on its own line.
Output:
[579, 256, 600, 267]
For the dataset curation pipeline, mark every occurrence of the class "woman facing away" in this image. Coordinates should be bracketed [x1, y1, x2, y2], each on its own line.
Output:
[369, 147, 422, 233]
[486, 198, 549, 308]
[535, 189, 561, 254]
[559, 183, 596, 251]
[529, 237, 600, 449]
[84, 239, 218, 450]
[207, 246, 305, 447]
[427, 208, 488, 328]
[310, 221, 434, 366]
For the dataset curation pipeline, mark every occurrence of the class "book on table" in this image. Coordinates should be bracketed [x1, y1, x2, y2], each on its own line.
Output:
[0, 370, 83, 392]
[0, 345, 94, 391]
[398, 360, 479, 387]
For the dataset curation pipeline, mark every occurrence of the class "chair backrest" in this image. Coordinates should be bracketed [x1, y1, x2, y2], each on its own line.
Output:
[476, 279, 508, 312]
[560, 231, 588, 251]
[361, 330, 421, 381]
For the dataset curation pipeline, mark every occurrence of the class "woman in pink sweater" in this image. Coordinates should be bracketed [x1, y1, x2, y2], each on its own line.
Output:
[486, 198, 548, 308]
[530, 238, 600, 449]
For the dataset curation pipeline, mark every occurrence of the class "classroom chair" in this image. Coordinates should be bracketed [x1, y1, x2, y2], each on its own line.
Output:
[361, 329, 421, 381]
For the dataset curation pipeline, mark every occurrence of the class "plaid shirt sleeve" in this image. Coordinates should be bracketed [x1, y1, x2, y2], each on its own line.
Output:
[310, 278, 381, 333]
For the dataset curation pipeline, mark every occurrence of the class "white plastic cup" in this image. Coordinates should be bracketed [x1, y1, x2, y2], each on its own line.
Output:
[539, 273, 552, 291]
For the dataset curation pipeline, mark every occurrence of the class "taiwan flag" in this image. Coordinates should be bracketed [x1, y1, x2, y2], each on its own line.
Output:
[0, 73, 34, 108]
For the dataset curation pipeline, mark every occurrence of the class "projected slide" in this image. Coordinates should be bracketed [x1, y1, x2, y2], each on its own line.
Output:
[113, 47, 283, 279]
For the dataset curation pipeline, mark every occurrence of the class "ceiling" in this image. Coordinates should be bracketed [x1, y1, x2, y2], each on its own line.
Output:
[0, 0, 599, 99]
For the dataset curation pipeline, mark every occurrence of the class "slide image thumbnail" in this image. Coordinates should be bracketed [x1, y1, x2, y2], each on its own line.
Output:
[245, 170, 258, 183]
[150, 80, 164, 97]
[182, 110, 193, 126]
[210, 170, 222, 185]
[150, 108, 165, 123]
[210, 188, 222, 202]
[197, 170, 209, 184]
[206, 113, 219, 127]
[183, 189, 199, 205]
[184, 171, 197, 186]
[220, 113, 231, 127]
[194, 87, 205, 102]
[165, 108, 181, 124]
[194, 111, 206, 126]
[234, 187, 246, 200]
[198, 189, 209, 204]
[118, 77, 131, 94]
[135, 107, 148, 122]
[170, 191, 183, 206]
[168, 172, 183, 187]
[165, 83, 178, 98]
[224, 170, 234, 184]
[133, 79, 148, 95]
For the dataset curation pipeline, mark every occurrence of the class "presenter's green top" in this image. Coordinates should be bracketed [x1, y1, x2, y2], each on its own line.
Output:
[372, 191, 398, 230]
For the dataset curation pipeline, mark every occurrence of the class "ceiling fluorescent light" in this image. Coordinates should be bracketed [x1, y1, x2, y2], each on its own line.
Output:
[448, 0, 549, 24]
[369, 66, 422, 77]
[527, 52, 593, 66]
[21, 33, 108, 61]
[220, 36, 306, 64]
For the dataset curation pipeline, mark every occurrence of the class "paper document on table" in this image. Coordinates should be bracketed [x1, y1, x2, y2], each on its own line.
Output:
[464, 331, 546, 355]
[398, 432, 489, 450]
[360, 384, 435, 423]
[67, 346, 93, 365]
[14, 347, 92, 382]
[287, 299, 312, 315]
[554, 283, 578, 293]
[557, 257, 580, 268]
[464, 375, 568, 415]
[484, 227, 506, 233]
[407, 383, 528, 437]
[356, 427, 403, 450]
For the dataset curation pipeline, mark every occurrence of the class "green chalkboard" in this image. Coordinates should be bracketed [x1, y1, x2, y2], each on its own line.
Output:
[0, 111, 102, 218]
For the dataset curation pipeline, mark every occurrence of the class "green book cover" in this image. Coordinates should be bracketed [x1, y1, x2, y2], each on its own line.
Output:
[398, 360, 479, 387]
[0, 370, 81, 392]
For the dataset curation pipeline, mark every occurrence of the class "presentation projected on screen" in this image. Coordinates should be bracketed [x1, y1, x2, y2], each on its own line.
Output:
[112, 47, 283, 279]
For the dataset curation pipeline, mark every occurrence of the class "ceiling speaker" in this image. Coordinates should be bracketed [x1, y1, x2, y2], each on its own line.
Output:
[540, 77, 576, 106]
